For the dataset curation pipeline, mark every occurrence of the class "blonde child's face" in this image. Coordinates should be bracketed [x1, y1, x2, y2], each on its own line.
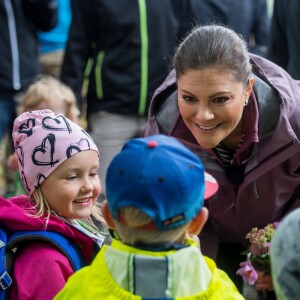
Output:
[32, 99, 67, 116]
[41, 150, 101, 219]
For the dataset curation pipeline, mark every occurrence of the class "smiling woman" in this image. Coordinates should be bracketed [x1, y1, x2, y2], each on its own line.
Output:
[177, 67, 253, 151]
[144, 24, 300, 296]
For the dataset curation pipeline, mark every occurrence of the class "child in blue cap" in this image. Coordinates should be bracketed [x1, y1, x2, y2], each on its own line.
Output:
[55, 134, 245, 299]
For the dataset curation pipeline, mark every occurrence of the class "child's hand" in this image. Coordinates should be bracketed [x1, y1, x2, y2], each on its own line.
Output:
[255, 272, 273, 291]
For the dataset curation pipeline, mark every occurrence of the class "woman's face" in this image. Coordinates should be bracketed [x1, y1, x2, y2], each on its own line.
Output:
[177, 67, 253, 149]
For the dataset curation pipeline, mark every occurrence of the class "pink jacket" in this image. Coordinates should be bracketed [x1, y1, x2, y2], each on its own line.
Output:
[0, 195, 100, 300]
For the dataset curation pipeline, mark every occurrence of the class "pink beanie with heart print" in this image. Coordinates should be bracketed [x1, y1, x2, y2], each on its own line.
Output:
[12, 109, 99, 195]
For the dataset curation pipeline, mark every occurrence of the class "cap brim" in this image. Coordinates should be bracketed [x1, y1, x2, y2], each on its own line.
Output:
[204, 172, 218, 200]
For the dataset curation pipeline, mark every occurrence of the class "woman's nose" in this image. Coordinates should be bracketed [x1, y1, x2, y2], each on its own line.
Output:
[196, 104, 214, 121]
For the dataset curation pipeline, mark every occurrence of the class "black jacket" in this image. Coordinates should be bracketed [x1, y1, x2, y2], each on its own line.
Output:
[194, 0, 270, 57]
[267, 0, 300, 79]
[61, 0, 199, 116]
[0, 0, 57, 91]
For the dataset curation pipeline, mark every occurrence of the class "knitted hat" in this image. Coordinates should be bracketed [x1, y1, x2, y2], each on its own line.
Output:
[12, 109, 99, 195]
[106, 134, 218, 231]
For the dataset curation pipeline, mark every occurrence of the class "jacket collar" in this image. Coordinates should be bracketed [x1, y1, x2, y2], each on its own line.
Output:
[103, 239, 212, 298]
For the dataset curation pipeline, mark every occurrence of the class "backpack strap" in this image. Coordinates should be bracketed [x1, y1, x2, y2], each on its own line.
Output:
[7, 231, 86, 272]
[0, 229, 12, 293]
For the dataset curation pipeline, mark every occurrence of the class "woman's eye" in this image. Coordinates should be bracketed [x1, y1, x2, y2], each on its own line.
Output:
[182, 95, 196, 102]
[213, 97, 229, 104]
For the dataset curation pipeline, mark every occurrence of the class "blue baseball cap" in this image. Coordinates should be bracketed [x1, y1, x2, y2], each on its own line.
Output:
[106, 135, 218, 231]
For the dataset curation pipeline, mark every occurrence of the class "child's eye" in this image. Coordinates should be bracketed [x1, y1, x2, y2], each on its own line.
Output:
[90, 172, 99, 178]
[67, 175, 77, 181]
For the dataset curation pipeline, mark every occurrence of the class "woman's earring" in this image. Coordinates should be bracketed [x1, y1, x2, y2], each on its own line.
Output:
[244, 99, 249, 106]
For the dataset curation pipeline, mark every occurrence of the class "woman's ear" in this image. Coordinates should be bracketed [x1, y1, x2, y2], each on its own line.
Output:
[246, 76, 254, 97]
[188, 207, 209, 236]
[101, 200, 115, 229]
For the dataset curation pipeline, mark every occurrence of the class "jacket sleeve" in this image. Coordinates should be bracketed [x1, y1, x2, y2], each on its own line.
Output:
[283, 174, 300, 218]
[60, 0, 93, 111]
[250, 0, 270, 57]
[22, 0, 58, 31]
[11, 242, 74, 300]
[267, 0, 288, 68]
[173, 0, 200, 41]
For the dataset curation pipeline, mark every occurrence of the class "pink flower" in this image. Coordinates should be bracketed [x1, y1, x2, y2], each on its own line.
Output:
[263, 242, 271, 252]
[250, 244, 264, 256]
[236, 260, 258, 285]
[237, 222, 280, 281]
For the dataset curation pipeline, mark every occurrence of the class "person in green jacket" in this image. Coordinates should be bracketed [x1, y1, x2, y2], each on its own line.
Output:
[55, 134, 245, 300]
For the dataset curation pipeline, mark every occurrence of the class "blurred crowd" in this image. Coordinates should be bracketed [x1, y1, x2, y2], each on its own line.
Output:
[1, 1, 300, 299]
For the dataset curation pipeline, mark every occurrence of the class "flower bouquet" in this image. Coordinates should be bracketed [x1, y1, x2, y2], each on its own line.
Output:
[237, 222, 279, 299]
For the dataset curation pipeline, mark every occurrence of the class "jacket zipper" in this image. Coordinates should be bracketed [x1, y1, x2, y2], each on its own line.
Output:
[138, 0, 148, 116]
[95, 51, 105, 100]
[4, 0, 21, 90]
[82, 57, 94, 97]
[245, 139, 297, 177]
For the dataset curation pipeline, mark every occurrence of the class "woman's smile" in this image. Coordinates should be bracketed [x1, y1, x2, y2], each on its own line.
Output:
[195, 123, 220, 132]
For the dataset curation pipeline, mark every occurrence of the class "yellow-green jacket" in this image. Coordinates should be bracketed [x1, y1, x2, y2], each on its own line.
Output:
[55, 239, 245, 300]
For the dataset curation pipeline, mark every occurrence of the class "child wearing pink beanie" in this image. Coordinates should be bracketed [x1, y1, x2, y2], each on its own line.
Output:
[0, 109, 106, 300]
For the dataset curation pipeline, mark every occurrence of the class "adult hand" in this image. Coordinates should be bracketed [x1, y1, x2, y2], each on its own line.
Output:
[255, 272, 273, 291]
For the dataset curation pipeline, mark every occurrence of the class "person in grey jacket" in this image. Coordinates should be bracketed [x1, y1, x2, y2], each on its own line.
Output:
[271, 207, 300, 300]
[0, 0, 57, 140]
[267, 0, 300, 79]
[144, 24, 300, 294]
